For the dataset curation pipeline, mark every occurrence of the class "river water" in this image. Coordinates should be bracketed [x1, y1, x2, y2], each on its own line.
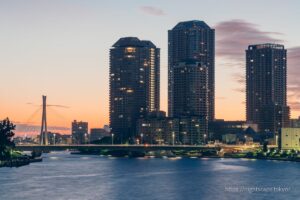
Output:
[0, 152, 299, 200]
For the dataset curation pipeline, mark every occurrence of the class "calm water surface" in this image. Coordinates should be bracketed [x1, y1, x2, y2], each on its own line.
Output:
[0, 152, 299, 200]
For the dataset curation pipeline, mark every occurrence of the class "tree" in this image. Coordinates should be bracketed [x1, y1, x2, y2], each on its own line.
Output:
[0, 118, 16, 160]
[263, 141, 268, 152]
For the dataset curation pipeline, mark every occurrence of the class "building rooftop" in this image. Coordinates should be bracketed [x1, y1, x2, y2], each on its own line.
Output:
[112, 37, 156, 48]
[248, 43, 285, 50]
[172, 20, 211, 30]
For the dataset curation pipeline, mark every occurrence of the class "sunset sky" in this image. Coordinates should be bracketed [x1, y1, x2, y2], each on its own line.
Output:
[1, 0, 300, 136]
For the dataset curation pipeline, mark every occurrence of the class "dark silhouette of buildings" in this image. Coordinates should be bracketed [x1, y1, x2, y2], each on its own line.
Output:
[90, 128, 110, 143]
[137, 111, 207, 145]
[72, 120, 88, 144]
[109, 37, 160, 142]
[290, 117, 300, 128]
[168, 20, 215, 121]
[136, 111, 179, 144]
[246, 44, 290, 134]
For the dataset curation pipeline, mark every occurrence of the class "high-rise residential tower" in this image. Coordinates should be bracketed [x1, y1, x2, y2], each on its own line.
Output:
[109, 37, 160, 142]
[173, 60, 208, 143]
[173, 60, 208, 118]
[246, 44, 290, 134]
[168, 20, 215, 121]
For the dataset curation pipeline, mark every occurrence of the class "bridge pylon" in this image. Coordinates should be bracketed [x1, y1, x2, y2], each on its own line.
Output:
[40, 95, 48, 145]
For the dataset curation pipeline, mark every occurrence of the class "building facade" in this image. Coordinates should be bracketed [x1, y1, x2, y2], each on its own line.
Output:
[137, 112, 207, 145]
[110, 37, 160, 142]
[246, 44, 290, 134]
[173, 60, 208, 118]
[281, 128, 300, 150]
[72, 120, 88, 144]
[290, 117, 300, 128]
[136, 111, 179, 144]
[168, 20, 215, 121]
[90, 128, 110, 143]
[208, 120, 247, 141]
[179, 116, 207, 145]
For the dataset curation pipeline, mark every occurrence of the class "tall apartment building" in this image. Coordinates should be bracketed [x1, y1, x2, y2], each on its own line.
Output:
[168, 20, 215, 121]
[109, 37, 160, 142]
[173, 60, 208, 118]
[246, 44, 290, 134]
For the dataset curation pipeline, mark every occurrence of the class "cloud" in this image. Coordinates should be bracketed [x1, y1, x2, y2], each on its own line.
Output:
[215, 19, 284, 95]
[139, 6, 165, 16]
[215, 19, 283, 61]
[288, 47, 300, 79]
[289, 102, 300, 111]
[231, 73, 245, 93]
[47, 104, 70, 108]
[232, 88, 245, 93]
[287, 47, 300, 112]
[215, 19, 300, 114]
[232, 73, 245, 84]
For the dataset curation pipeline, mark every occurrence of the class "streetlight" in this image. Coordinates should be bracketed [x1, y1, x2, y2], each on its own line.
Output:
[140, 133, 144, 145]
[84, 133, 87, 144]
[204, 134, 207, 144]
[111, 133, 114, 145]
[183, 132, 187, 145]
[53, 134, 56, 145]
[172, 132, 175, 146]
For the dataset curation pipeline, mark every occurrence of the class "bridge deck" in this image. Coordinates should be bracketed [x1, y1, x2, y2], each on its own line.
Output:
[16, 144, 219, 152]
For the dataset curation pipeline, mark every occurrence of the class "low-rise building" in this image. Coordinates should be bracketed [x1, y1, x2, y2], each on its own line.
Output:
[137, 111, 207, 145]
[209, 120, 248, 141]
[290, 117, 300, 128]
[72, 120, 88, 144]
[90, 128, 110, 143]
[281, 128, 300, 150]
[222, 134, 237, 144]
[137, 111, 179, 144]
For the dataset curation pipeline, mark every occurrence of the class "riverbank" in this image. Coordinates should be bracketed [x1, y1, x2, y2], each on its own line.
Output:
[0, 157, 42, 168]
[74, 149, 300, 162]
[0, 155, 42, 168]
[0, 157, 43, 168]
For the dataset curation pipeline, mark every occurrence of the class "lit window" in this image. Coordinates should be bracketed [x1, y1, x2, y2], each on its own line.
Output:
[125, 47, 136, 53]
